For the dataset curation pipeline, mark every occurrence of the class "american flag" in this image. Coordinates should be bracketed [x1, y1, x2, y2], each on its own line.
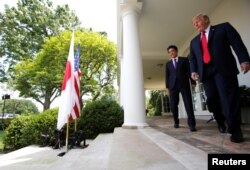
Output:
[69, 43, 81, 121]
[57, 33, 81, 130]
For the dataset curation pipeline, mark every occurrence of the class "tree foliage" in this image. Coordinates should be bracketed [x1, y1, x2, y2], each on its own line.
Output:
[0, 0, 81, 81]
[0, 99, 39, 114]
[14, 30, 117, 111]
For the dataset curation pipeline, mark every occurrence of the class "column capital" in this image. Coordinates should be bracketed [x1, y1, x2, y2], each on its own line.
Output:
[120, 1, 143, 18]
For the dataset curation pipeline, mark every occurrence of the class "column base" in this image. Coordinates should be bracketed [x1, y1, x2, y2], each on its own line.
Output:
[122, 123, 148, 129]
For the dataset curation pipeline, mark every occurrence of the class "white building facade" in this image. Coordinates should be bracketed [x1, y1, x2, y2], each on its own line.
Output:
[117, 0, 250, 127]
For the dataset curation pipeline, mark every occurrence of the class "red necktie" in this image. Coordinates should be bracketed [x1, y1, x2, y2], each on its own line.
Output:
[201, 31, 211, 64]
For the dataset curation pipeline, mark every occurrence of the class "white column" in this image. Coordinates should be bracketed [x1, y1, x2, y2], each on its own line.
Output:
[119, 56, 124, 106]
[120, 1, 147, 127]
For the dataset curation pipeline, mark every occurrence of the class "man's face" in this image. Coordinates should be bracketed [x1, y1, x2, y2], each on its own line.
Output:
[168, 48, 177, 58]
[192, 16, 208, 32]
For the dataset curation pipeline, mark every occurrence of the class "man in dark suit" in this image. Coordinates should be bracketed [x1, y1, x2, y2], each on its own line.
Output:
[165, 45, 196, 131]
[190, 14, 250, 143]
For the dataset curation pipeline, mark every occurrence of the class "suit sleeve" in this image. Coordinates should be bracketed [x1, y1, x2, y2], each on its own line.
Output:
[189, 41, 198, 74]
[225, 22, 250, 63]
[186, 57, 196, 85]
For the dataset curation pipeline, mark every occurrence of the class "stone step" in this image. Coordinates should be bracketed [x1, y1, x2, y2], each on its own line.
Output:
[108, 127, 207, 170]
[0, 134, 113, 170]
[0, 127, 207, 170]
[52, 133, 113, 170]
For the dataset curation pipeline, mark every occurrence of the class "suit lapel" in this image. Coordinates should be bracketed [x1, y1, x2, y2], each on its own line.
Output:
[175, 58, 181, 70]
[168, 60, 175, 71]
[208, 25, 215, 45]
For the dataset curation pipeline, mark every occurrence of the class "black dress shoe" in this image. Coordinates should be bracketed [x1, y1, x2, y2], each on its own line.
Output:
[217, 123, 226, 133]
[230, 132, 244, 143]
[190, 127, 197, 132]
[174, 124, 179, 128]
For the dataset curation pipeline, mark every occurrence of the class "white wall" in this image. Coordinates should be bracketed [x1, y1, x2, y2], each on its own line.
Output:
[210, 0, 250, 86]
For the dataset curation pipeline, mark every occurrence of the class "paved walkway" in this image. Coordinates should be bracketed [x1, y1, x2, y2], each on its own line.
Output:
[147, 115, 250, 153]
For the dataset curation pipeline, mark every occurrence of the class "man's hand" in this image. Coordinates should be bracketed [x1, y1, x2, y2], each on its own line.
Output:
[241, 62, 250, 74]
[191, 72, 199, 80]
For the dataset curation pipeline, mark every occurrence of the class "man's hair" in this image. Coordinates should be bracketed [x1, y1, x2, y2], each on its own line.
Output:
[192, 13, 210, 24]
[167, 45, 178, 52]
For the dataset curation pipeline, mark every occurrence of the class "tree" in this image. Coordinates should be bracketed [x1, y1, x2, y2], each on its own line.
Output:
[0, 99, 39, 114]
[0, 0, 81, 81]
[14, 30, 117, 111]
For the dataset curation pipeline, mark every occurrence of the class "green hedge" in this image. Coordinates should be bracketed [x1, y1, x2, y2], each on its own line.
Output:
[78, 98, 124, 139]
[2, 98, 124, 151]
[3, 108, 58, 151]
[0, 118, 12, 130]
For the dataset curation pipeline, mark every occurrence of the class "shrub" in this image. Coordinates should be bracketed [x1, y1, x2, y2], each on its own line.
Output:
[3, 116, 31, 150]
[3, 98, 124, 151]
[78, 98, 124, 139]
[0, 118, 12, 130]
[19, 108, 58, 147]
[3, 108, 58, 151]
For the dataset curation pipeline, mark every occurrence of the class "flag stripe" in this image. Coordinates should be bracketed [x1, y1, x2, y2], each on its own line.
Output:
[71, 43, 81, 120]
[61, 61, 72, 90]
[57, 32, 81, 130]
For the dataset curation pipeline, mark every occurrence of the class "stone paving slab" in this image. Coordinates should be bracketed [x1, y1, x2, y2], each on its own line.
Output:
[108, 128, 189, 170]
[140, 127, 207, 170]
[147, 115, 250, 154]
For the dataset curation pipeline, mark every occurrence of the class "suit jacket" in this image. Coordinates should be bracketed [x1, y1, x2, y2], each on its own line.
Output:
[189, 22, 250, 81]
[165, 57, 195, 90]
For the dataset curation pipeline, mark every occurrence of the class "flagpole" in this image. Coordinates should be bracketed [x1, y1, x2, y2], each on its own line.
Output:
[56, 31, 81, 157]
[65, 118, 69, 152]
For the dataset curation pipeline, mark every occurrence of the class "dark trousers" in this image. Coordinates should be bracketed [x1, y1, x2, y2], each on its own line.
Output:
[169, 85, 196, 128]
[202, 65, 242, 134]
